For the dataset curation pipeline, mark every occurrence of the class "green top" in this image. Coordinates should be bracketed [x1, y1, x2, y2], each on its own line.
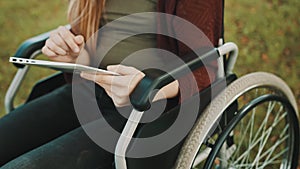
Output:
[94, 0, 166, 70]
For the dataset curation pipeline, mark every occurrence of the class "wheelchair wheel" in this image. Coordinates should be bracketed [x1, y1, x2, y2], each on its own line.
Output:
[174, 72, 299, 169]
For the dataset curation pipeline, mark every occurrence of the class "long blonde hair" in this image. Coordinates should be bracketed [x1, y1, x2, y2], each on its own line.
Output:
[67, 0, 106, 53]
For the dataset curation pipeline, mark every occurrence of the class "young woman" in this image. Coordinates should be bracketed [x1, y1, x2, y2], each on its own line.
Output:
[0, 0, 223, 168]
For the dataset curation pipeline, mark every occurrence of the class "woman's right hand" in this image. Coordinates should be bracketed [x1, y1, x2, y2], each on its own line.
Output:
[42, 26, 85, 63]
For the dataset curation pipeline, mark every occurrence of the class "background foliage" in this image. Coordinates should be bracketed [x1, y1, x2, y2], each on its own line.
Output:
[0, 0, 67, 115]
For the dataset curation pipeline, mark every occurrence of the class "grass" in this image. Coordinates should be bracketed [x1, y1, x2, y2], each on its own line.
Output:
[0, 0, 67, 115]
[0, 0, 299, 166]
[224, 0, 300, 112]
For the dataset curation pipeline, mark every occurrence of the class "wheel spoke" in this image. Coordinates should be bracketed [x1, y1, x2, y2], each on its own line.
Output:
[258, 147, 289, 169]
[260, 134, 289, 165]
[231, 111, 252, 160]
[232, 102, 287, 166]
[232, 132, 265, 164]
[254, 101, 280, 168]
[250, 101, 276, 148]
[259, 125, 289, 167]
[247, 103, 257, 164]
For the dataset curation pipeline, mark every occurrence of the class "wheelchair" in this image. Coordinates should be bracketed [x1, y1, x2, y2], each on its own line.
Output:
[5, 34, 299, 169]
[4, 7, 299, 169]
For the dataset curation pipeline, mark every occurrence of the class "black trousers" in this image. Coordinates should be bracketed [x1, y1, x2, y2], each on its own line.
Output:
[0, 82, 182, 169]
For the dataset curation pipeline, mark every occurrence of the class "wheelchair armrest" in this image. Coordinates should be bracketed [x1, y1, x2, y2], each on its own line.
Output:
[13, 25, 71, 68]
[130, 48, 220, 112]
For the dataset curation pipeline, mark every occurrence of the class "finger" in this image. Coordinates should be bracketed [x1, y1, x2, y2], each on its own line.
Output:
[50, 32, 69, 51]
[80, 72, 95, 81]
[80, 72, 131, 107]
[74, 35, 84, 45]
[97, 83, 121, 95]
[85, 78, 126, 106]
[49, 55, 75, 63]
[107, 65, 144, 76]
[107, 65, 145, 88]
[103, 83, 129, 99]
[57, 26, 80, 53]
[80, 72, 104, 83]
[80, 72, 132, 89]
[81, 72, 125, 86]
[84, 72, 143, 92]
[42, 46, 57, 57]
[45, 39, 67, 56]
[99, 75, 136, 88]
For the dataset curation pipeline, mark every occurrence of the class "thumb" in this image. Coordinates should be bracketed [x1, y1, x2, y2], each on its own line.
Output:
[74, 35, 84, 45]
[107, 65, 145, 77]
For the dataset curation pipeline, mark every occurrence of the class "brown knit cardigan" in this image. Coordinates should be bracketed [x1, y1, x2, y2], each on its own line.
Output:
[157, 0, 224, 100]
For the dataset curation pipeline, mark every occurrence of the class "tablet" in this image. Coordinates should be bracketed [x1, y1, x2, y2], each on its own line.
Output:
[9, 57, 120, 76]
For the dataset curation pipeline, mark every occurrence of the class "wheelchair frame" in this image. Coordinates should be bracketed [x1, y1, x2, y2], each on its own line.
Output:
[5, 28, 299, 169]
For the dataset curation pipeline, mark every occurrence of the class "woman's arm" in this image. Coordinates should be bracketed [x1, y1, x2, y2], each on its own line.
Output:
[80, 65, 179, 107]
[153, 80, 179, 102]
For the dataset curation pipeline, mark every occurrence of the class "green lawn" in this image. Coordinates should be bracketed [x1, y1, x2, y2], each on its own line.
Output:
[225, 0, 300, 118]
[225, 0, 300, 98]
[0, 0, 67, 115]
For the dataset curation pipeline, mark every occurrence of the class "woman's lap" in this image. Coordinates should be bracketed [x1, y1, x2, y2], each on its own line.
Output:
[0, 84, 79, 165]
[1, 121, 115, 169]
[0, 83, 118, 168]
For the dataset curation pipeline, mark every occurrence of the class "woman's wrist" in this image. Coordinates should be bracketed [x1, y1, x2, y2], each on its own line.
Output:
[153, 80, 179, 102]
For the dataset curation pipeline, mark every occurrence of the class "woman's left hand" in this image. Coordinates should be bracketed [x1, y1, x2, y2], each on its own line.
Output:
[80, 65, 145, 107]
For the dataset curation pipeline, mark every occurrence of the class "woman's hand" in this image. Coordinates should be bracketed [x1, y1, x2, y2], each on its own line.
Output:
[80, 65, 179, 107]
[42, 26, 88, 64]
[80, 65, 145, 107]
